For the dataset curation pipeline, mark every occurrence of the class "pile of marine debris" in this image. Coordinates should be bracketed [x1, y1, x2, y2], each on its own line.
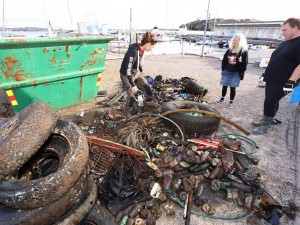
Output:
[0, 76, 289, 225]
[75, 105, 284, 225]
[97, 76, 208, 114]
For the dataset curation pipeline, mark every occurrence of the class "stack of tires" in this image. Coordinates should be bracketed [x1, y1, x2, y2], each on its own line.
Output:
[0, 101, 99, 225]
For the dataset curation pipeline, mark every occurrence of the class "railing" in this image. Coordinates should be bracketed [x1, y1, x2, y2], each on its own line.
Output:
[108, 33, 142, 55]
[108, 40, 129, 55]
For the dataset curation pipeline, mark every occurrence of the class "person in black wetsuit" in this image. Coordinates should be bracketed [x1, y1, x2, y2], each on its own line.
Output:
[252, 18, 300, 134]
[120, 32, 156, 111]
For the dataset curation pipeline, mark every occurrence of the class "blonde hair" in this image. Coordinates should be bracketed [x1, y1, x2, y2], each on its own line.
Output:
[229, 33, 248, 52]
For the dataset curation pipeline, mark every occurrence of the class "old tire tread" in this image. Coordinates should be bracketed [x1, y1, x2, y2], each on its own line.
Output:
[0, 119, 89, 209]
[0, 172, 88, 225]
[55, 177, 97, 225]
[162, 100, 221, 135]
[0, 101, 57, 181]
[82, 203, 117, 225]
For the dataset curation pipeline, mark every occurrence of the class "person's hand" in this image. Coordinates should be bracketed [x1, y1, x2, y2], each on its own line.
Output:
[240, 72, 244, 80]
[283, 80, 296, 95]
[131, 86, 138, 94]
[259, 74, 264, 82]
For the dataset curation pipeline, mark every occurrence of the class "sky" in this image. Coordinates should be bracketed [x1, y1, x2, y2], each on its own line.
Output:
[1, 0, 299, 30]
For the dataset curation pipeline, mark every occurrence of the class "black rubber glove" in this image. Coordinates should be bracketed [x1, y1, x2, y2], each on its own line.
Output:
[283, 80, 296, 95]
[259, 73, 265, 82]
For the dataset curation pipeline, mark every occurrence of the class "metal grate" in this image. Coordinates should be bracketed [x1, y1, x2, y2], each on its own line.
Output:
[89, 144, 115, 175]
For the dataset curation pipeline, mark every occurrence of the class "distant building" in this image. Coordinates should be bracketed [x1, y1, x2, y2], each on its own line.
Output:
[214, 21, 284, 39]
[152, 27, 179, 35]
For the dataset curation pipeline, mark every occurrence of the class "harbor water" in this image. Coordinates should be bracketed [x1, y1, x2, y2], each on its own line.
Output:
[108, 40, 227, 56]
[148, 40, 226, 55]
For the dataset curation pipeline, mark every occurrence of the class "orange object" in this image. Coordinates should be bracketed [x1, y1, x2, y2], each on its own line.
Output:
[188, 138, 220, 151]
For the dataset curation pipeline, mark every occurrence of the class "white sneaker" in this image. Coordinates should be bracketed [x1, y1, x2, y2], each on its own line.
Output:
[228, 102, 234, 109]
[216, 99, 225, 104]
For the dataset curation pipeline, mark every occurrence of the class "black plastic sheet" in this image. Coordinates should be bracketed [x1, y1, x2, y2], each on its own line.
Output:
[98, 155, 150, 215]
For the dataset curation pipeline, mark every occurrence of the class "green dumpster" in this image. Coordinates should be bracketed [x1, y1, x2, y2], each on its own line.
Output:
[0, 36, 113, 112]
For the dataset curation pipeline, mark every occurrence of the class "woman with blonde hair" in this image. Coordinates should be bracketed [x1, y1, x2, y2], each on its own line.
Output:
[216, 33, 248, 108]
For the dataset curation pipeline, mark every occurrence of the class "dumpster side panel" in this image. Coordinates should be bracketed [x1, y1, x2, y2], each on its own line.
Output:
[6, 73, 101, 111]
[0, 37, 112, 112]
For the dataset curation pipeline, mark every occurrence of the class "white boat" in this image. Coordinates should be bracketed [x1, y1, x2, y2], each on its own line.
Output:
[156, 34, 179, 42]
[249, 45, 269, 51]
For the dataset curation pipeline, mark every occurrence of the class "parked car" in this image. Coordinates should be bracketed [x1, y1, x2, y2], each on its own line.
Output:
[218, 40, 229, 48]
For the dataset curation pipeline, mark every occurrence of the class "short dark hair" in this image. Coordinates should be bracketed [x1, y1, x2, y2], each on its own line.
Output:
[141, 32, 157, 46]
[283, 18, 300, 29]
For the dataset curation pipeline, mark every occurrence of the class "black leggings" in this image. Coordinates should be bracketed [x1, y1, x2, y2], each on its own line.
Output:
[222, 86, 236, 101]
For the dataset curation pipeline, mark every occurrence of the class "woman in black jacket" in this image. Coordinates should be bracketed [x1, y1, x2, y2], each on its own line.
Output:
[120, 32, 157, 111]
[216, 33, 248, 108]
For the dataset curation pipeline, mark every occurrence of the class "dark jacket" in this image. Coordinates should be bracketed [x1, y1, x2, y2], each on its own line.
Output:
[264, 36, 300, 86]
[222, 49, 248, 79]
[120, 43, 144, 87]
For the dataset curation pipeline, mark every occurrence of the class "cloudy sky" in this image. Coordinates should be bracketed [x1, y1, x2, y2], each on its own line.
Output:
[1, 0, 299, 30]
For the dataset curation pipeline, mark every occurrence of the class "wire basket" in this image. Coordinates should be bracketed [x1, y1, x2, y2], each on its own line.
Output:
[89, 144, 115, 175]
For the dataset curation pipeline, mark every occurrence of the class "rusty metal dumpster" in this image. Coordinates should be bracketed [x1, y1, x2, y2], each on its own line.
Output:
[0, 36, 113, 112]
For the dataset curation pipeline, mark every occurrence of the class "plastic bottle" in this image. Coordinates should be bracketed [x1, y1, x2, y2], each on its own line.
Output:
[162, 170, 174, 190]
[182, 177, 193, 192]
[252, 195, 262, 212]
[209, 165, 222, 179]
[171, 178, 182, 190]
[200, 150, 210, 163]
[118, 214, 128, 225]
[244, 194, 253, 211]
[128, 202, 144, 218]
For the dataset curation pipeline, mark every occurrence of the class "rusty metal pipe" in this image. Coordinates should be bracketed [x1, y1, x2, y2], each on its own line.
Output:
[86, 136, 145, 157]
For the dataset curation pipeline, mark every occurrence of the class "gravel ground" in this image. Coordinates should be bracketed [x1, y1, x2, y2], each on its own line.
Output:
[0, 49, 298, 225]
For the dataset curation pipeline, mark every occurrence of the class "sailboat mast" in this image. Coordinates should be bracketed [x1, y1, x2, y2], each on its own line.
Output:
[66, 0, 73, 26]
[2, 0, 5, 37]
[165, 0, 168, 33]
[42, 0, 54, 36]
[201, 0, 211, 57]
[42, 0, 49, 29]
[129, 8, 132, 44]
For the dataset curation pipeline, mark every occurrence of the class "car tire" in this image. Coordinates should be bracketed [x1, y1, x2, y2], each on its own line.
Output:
[162, 100, 221, 136]
[0, 101, 57, 181]
[0, 119, 89, 209]
[55, 177, 97, 225]
[82, 203, 117, 225]
[0, 172, 88, 225]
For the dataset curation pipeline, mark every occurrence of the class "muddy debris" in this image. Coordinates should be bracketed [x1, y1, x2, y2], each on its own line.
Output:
[0, 76, 295, 225]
